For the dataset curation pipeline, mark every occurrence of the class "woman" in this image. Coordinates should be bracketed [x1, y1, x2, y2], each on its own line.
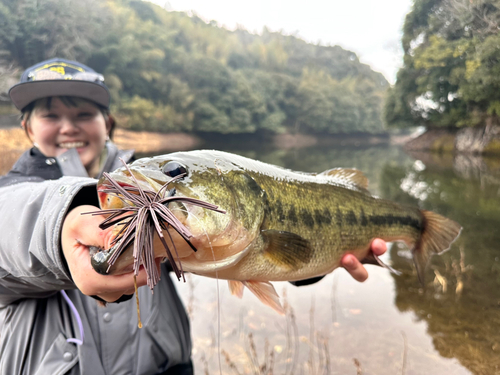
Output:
[0, 58, 386, 374]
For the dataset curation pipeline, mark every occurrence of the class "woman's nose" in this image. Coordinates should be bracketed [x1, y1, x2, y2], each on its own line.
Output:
[59, 117, 79, 133]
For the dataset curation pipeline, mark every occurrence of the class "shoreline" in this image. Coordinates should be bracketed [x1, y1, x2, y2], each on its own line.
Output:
[5, 125, 499, 156]
[405, 124, 500, 155]
[0, 127, 398, 154]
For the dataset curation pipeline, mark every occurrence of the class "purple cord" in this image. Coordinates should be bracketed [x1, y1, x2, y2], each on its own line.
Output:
[60, 290, 84, 346]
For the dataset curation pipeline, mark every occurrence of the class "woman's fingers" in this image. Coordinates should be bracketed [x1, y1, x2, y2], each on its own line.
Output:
[61, 205, 150, 298]
[341, 239, 388, 282]
[370, 238, 387, 256]
[342, 254, 368, 282]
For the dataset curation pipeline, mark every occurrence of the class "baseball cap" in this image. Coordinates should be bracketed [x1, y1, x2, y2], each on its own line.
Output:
[8, 58, 110, 111]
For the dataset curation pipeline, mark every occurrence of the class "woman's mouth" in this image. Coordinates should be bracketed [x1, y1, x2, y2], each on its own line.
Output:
[58, 141, 87, 150]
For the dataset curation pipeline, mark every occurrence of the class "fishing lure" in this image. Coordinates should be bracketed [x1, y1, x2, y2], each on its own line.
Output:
[86, 160, 226, 289]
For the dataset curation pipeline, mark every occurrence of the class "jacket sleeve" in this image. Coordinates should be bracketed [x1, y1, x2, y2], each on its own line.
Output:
[0, 177, 98, 307]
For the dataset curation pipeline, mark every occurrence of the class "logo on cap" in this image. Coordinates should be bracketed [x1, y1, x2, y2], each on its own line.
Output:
[27, 62, 104, 83]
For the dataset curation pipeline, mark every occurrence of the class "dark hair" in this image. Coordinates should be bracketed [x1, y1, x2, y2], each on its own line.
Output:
[21, 96, 116, 139]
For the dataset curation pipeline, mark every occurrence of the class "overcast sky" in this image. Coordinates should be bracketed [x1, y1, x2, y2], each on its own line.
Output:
[149, 0, 413, 84]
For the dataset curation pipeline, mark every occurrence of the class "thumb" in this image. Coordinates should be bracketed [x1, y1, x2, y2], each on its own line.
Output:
[62, 205, 115, 252]
[61, 205, 149, 297]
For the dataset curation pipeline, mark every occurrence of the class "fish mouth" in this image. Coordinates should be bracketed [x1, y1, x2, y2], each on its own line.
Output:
[91, 167, 226, 287]
[97, 171, 169, 210]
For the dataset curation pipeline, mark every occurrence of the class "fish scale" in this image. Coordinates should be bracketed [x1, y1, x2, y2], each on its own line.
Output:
[252, 175, 422, 276]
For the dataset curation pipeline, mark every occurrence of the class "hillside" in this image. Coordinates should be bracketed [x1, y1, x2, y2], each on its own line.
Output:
[0, 0, 389, 135]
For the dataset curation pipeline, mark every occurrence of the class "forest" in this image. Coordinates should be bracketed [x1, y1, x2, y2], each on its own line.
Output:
[0, 0, 389, 135]
[385, 0, 500, 130]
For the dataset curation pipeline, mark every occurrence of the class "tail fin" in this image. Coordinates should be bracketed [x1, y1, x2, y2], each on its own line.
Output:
[413, 210, 462, 284]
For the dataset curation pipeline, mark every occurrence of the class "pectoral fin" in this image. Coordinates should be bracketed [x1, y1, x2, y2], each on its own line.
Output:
[261, 230, 313, 270]
[242, 281, 284, 315]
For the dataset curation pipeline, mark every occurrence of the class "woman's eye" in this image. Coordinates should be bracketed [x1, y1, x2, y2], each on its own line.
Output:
[162, 162, 187, 178]
[77, 112, 93, 118]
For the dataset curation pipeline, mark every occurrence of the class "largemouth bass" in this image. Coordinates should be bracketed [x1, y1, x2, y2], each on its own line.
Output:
[93, 150, 462, 313]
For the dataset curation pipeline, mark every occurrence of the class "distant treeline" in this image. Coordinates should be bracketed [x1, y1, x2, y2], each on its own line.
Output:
[385, 0, 500, 129]
[0, 0, 388, 134]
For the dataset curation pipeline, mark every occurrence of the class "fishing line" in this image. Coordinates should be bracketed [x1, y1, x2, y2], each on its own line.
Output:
[134, 275, 143, 328]
[207, 225, 222, 375]
[171, 206, 222, 375]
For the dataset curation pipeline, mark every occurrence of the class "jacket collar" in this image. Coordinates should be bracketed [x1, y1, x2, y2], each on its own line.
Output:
[49, 141, 134, 178]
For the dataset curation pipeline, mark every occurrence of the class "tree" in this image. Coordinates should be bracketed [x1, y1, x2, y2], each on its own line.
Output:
[0, 0, 389, 135]
[0, 0, 111, 67]
[387, 0, 500, 129]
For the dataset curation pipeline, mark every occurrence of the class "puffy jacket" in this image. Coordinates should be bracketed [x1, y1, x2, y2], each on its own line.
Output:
[0, 143, 192, 374]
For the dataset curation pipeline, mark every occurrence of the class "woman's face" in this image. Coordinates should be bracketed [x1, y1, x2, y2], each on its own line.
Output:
[25, 97, 111, 175]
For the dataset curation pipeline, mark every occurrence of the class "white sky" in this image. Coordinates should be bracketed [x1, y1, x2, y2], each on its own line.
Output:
[149, 0, 413, 84]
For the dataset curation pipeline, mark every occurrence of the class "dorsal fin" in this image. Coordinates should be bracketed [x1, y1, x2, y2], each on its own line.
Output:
[319, 168, 369, 190]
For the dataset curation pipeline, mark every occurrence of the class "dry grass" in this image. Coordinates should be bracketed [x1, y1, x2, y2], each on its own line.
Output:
[0, 128, 31, 174]
[0, 127, 31, 150]
[178, 269, 479, 375]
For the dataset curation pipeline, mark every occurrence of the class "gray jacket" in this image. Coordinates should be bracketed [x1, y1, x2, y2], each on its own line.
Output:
[0, 144, 192, 374]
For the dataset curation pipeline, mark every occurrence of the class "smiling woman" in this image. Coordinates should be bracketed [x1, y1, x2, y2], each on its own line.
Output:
[0, 58, 197, 375]
[6, 57, 129, 181]
[21, 97, 111, 177]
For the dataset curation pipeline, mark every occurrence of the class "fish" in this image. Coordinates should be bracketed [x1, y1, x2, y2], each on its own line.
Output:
[91, 150, 462, 314]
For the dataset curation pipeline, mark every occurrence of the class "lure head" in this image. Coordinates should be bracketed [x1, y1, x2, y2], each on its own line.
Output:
[95, 150, 267, 276]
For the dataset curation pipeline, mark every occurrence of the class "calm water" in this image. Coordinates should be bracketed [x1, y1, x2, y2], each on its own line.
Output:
[2, 143, 499, 374]
[171, 144, 500, 375]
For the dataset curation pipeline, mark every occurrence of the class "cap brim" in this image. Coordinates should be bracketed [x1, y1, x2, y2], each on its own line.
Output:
[9, 80, 110, 110]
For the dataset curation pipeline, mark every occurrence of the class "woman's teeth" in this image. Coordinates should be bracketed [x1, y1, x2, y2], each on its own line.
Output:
[59, 142, 86, 148]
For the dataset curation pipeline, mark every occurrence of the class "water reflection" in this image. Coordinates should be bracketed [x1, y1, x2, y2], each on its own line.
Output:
[381, 151, 500, 374]
[173, 144, 489, 374]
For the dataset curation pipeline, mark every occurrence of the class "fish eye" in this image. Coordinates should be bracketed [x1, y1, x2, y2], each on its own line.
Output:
[162, 161, 187, 178]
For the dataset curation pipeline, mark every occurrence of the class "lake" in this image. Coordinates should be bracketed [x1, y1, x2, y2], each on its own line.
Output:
[170, 142, 499, 375]
[2, 141, 499, 374]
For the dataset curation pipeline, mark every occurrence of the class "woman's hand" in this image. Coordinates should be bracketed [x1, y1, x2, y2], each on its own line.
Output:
[61, 205, 150, 302]
[341, 239, 387, 282]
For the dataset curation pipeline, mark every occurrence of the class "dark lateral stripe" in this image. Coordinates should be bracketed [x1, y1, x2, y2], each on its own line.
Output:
[300, 209, 315, 228]
[314, 208, 332, 225]
[334, 210, 422, 230]
[360, 208, 368, 226]
[336, 209, 343, 225]
[276, 200, 285, 222]
[345, 211, 358, 225]
[272, 200, 300, 224]
[367, 214, 422, 230]
[273, 203, 420, 231]
[288, 205, 298, 223]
